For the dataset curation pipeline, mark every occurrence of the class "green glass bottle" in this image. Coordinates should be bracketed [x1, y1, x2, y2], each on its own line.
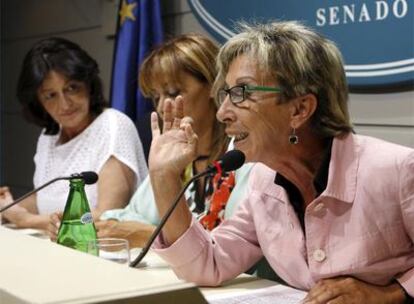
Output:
[57, 178, 97, 253]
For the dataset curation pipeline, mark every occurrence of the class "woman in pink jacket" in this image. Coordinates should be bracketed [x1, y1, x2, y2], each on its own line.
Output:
[148, 21, 414, 304]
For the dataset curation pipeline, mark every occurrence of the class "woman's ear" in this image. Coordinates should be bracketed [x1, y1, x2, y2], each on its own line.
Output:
[289, 93, 317, 129]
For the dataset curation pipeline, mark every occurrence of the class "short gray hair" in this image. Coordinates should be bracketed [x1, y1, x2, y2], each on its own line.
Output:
[214, 21, 353, 138]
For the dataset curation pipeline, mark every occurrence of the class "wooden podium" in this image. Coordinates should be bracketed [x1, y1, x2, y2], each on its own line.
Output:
[0, 227, 207, 304]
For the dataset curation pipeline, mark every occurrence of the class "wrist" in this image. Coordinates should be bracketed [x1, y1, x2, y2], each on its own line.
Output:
[149, 168, 178, 176]
[3, 205, 27, 223]
[149, 169, 181, 186]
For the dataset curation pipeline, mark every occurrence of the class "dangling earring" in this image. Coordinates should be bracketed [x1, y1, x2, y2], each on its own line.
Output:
[289, 128, 299, 145]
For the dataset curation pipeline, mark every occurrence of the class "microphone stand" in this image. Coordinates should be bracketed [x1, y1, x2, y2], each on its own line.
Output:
[0, 172, 98, 213]
[0, 177, 66, 213]
[130, 170, 212, 268]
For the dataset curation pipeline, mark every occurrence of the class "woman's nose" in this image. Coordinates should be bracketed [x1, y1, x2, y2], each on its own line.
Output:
[216, 94, 232, 123]
[59, 93, 73, 109]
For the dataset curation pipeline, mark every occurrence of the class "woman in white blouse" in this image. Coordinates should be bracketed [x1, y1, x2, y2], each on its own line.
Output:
[0, 37, 148, 229]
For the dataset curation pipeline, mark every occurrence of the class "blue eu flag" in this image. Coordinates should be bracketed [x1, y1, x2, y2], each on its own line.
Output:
[110, 0, 163, 158]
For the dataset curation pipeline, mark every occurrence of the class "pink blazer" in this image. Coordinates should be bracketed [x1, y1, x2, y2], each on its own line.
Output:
[154, 133, 414, 295]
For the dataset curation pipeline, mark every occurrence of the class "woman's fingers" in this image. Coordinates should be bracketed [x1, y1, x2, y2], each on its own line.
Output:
[95, 220, 118, 238]
[150, 112, 161, 138]
[180, 116, 194, 128]
[162, 99, 173, 132]
[153, 96, 187, 135]
[184, 123, 198, 147]
[48, 212, 62, 242]
[95, 221, 108, 238]
[172, 96, 184, 129]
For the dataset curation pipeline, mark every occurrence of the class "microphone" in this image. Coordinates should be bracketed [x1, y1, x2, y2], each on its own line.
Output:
[68, 171, 99, 185]
[0, 171, 98, 213]
[207, 149, 246, 174]
[130, 150, 245, 267]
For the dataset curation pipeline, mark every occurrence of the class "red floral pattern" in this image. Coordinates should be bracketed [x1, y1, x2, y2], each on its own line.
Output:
[199, 171, 235, 231]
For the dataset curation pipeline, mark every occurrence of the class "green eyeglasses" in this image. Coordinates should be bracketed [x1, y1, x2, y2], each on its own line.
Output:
[217, 85, 281, 105]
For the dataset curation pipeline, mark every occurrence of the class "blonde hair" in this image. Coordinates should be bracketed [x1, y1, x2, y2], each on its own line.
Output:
[214, 21, 353, 138]
[139, 33, 228, 162]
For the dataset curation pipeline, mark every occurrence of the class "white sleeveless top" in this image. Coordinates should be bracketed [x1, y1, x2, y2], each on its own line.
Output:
[34, 108, 148, 214]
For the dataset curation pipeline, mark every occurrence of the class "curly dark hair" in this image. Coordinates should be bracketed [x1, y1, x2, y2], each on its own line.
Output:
[16, 37, 107, 134]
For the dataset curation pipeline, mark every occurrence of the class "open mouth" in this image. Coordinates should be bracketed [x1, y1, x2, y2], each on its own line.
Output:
[232, 133, 248, 143]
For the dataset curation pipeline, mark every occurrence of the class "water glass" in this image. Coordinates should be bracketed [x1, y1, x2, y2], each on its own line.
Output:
[87, 238, 130, 265]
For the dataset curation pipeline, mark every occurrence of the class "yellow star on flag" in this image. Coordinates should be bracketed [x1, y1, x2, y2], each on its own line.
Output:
[119, 0, 137, 26]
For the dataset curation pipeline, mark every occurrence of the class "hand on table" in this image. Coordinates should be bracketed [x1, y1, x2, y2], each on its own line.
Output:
[0, 187, 29, 225]
[302, 277, 407, 304]
[95, 220, 155, 249]
[48, 211, 62, 241]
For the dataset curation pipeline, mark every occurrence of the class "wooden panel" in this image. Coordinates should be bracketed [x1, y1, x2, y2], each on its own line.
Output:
[349, 92, 414, 126]
[1, 28, 114, 112]
[163, 11, 215, 41]
[161, 0, 191, 16]
[354, 124, 414, 148]
[2, 113, 40, 196]
[1, 0, 102, 39]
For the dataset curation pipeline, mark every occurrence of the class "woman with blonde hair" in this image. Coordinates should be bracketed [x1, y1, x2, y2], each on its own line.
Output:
[49, 34, 252, 247]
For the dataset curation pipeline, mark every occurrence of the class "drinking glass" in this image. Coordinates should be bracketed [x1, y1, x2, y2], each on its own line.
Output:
[87, 238, 130, 265]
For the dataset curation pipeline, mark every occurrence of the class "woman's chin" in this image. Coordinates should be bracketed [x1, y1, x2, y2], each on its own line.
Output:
[233, 137, 247, 150]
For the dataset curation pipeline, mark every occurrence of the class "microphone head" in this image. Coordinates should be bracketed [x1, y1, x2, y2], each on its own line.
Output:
[80, 171, 99, 185]
[218, 150, 245, 172]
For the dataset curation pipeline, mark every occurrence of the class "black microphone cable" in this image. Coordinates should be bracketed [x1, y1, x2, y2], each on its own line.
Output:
[130, 170, 211, 267]
[0, 172, 98, 213]
[130, 150, 245, 267]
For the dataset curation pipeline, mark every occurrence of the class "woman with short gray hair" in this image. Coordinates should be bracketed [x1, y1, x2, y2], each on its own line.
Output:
[148, 21, 414, 303]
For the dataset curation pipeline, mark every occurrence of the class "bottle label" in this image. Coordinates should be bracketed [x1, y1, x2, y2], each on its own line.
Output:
[80, 212, 93, 224]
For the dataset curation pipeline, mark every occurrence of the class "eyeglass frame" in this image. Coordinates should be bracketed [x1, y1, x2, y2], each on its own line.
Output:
[217, 84, 281, 105]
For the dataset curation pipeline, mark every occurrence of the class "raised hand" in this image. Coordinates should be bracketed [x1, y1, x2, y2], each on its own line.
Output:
[147, 95, 196, 244]
[149, 96, 198, 177]
[302, 277, 406, 304]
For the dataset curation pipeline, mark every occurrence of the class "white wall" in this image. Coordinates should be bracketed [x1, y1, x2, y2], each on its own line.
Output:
[350, 92, 414, 147]
[1, 0, 413, 196]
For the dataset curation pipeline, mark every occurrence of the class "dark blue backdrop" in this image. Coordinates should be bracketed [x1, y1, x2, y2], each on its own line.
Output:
[188, 0, 414, 92]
